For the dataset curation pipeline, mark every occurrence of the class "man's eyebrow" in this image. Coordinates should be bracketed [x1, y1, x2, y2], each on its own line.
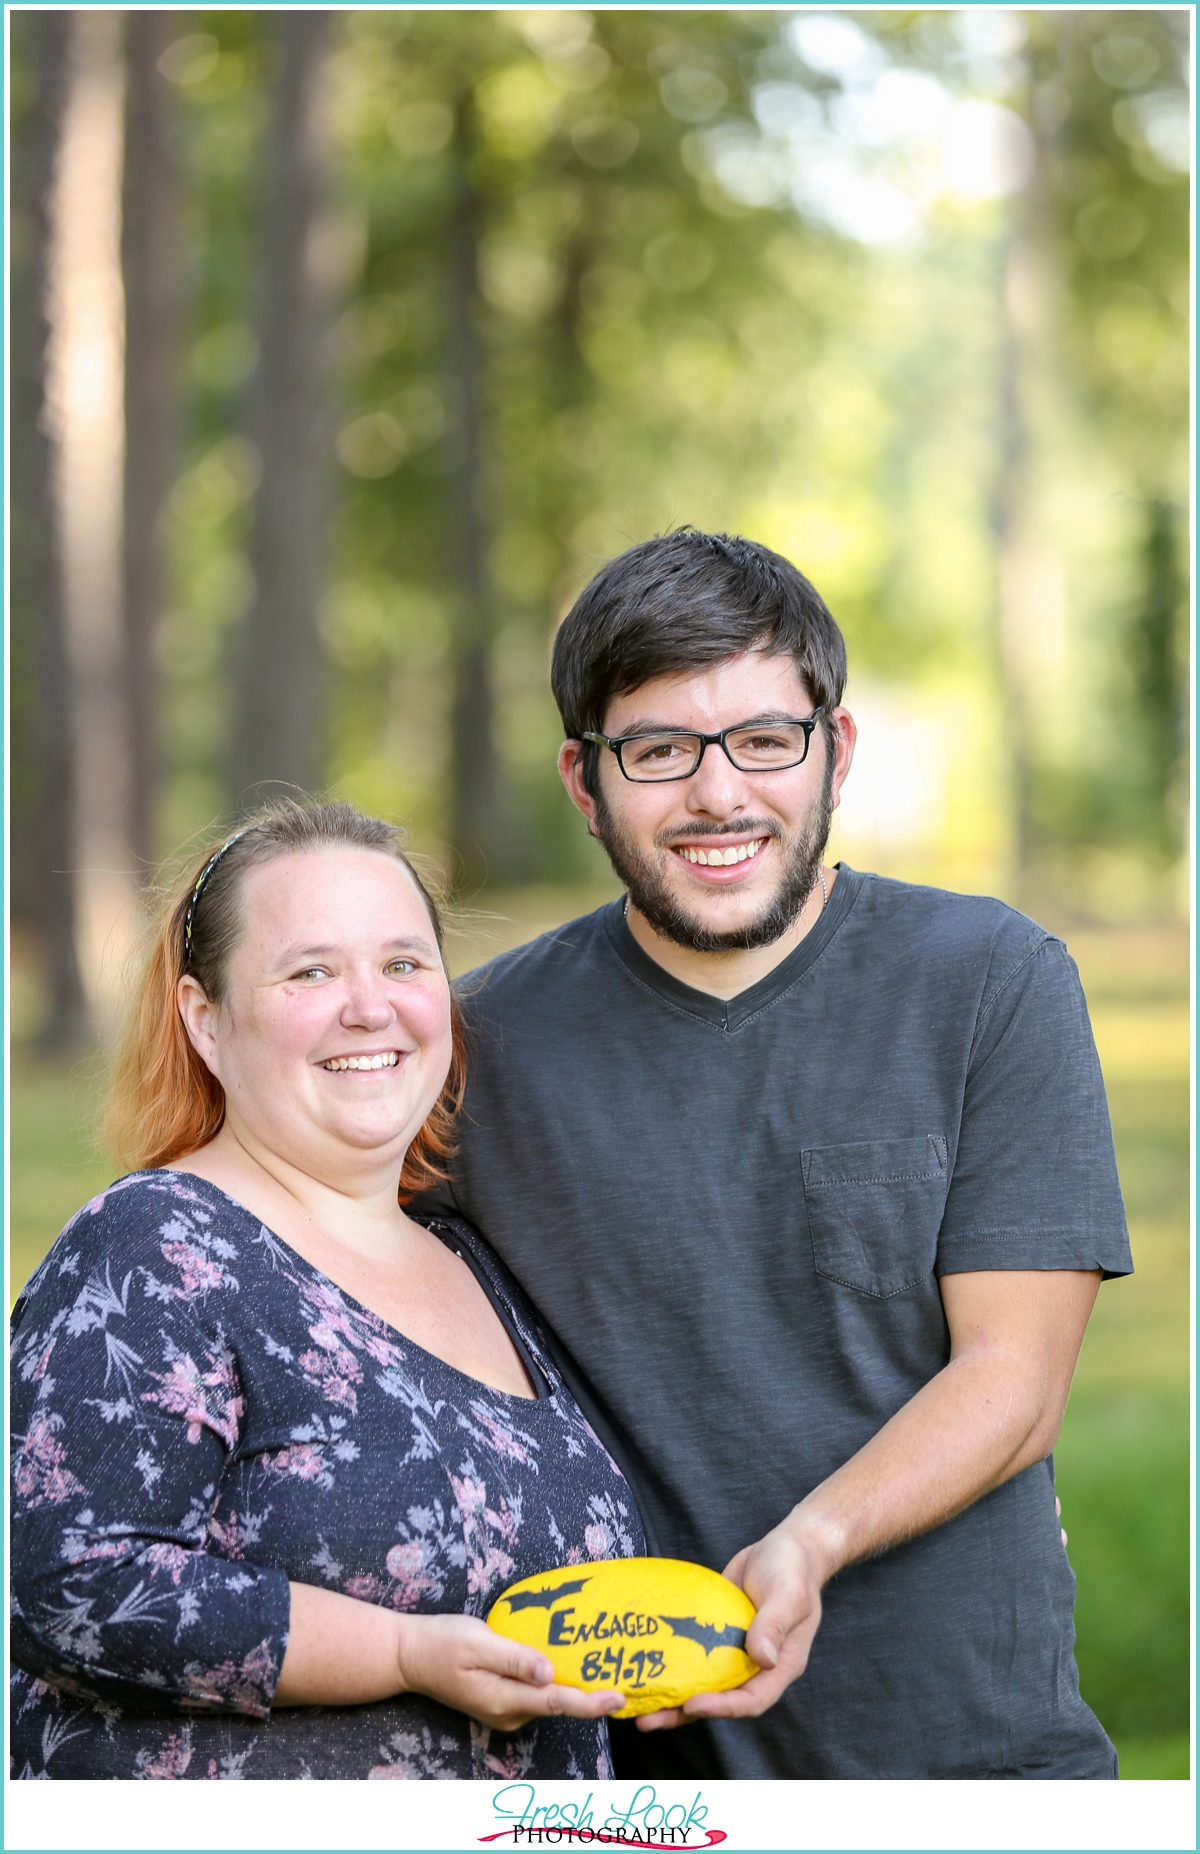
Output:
[615, 710, 803, 735]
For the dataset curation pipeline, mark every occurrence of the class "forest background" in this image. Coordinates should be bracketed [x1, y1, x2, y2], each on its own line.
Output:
[8, 6, 1192, 1778]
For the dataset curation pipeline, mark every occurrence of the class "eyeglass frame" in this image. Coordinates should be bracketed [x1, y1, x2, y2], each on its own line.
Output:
[581, 707, 825, 784]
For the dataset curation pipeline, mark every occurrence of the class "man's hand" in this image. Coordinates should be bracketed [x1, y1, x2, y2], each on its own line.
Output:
[636, 1523, 830, 1731]
[637, 1268, 1098, 1732]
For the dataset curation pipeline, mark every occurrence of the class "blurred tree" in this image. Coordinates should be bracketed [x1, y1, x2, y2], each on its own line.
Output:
[1033, 9, 1189, 865]
[322, 9, 848, 882]
[446, 84, 507, 887]
[12, 8, 1186, 946]
[122, 9, 180, 874]
[1127, 497, 1186, 852]
[236, 10, 331, 804]
[10, 10, 88, 1043]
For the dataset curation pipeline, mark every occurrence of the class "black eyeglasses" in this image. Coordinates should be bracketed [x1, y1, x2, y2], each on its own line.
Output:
[583, 709, 824, 783]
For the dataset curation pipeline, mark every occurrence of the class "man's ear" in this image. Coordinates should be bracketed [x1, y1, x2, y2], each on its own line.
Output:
[176, 974, 223, 1081]
[558, 740, 602, 836]
[828, 707, 857, 812]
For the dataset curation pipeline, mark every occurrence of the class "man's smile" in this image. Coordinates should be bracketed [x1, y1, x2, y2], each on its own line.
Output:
[672, 836, 767, 869]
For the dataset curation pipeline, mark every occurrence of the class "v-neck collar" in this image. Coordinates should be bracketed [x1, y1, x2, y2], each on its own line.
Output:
[600, 863, 860, 1030]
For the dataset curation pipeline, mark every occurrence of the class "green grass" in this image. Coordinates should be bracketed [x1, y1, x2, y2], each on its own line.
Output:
[1116, 1732, 1193, 1779]
[9, 1051, 114, 1301]
[7, 912, 1191, 1777]
[1058, 1395, 1190, 1753]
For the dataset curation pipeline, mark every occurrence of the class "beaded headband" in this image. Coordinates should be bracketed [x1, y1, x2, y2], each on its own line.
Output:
[182, 829, 250, 967]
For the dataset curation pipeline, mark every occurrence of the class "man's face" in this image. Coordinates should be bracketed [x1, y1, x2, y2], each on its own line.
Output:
[559, 651, 856, 953]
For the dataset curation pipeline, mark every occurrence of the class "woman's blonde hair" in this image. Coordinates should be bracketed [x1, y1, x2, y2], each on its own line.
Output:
[106, 798, 466, 1201]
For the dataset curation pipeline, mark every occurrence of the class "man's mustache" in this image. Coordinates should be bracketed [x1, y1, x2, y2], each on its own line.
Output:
[656, 820, 784, 848]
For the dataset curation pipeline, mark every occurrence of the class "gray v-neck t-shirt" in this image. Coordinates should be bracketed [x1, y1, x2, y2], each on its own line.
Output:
[413, 866, 1131, 1779]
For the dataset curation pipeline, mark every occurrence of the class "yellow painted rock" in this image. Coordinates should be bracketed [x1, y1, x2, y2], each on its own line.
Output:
[486, 1557, 757, 1718]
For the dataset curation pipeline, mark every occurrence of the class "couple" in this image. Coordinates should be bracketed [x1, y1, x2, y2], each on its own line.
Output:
[11, 531, 1130, 1781]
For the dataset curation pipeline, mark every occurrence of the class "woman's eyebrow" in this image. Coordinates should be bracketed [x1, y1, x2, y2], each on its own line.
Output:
[279, 936, 439, 963]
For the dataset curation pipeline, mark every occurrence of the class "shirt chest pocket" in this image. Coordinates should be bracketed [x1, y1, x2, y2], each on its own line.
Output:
[802, 1135, 949, 1298]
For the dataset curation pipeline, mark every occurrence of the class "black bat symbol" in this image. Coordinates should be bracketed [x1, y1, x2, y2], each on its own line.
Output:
[659, 1615, 747, 1656]
[502, 1575, 593, 1612]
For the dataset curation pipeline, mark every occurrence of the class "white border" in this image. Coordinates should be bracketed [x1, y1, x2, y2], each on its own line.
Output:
[3, 6, 1196, 1853]
[2, 1776, 1198, 1852]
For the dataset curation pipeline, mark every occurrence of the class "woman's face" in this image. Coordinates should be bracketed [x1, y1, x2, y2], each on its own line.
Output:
[181, 846, 453, 1182]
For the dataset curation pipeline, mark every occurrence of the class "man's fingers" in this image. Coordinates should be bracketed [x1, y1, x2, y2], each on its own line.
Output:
[745, 1618, 780, 1668]
[635, 1706, 686, 1732]
[745, 1590, 809, 1669]
[721, 1547, 752, 1588]
[682, 1664, 791, 1720]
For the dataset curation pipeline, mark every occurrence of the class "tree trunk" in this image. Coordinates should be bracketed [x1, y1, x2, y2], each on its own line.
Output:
[49, 10, 136, 1030]
[447, 106, 504, 891]
[989, 64, 1058, 905]
[1132, 498, 1184, 853]
[992, 226, 1037, 896]
[122, 11, 178, 876]
[236, 11, 330, 803]
[10, 12, 88, 1044]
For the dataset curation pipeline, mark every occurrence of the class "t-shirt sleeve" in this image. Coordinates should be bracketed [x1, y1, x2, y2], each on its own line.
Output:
[9, 1181, 291, 1717]
[935, 938, 1132, 1279]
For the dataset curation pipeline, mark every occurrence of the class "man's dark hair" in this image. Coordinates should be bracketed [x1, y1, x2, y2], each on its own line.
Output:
[550, 529, 847, 793]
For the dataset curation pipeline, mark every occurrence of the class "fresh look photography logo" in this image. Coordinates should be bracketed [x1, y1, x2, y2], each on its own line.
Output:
[479, 1784, 728, 1848]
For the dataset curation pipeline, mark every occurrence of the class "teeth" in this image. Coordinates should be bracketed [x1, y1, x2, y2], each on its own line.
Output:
[679, 839, 764, 867]
[322, 1052, 399, 1072]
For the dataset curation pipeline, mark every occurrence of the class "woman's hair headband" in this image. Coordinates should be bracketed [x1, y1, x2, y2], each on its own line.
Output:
[182, 829, 250, 966]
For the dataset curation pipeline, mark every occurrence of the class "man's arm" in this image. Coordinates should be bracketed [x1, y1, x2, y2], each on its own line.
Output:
[639, 1266, 1100, 1730]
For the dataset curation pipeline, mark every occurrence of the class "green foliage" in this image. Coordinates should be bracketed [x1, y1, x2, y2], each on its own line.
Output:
[1058, 1393, 1190, 1741]
[8, 9, 1190, 896]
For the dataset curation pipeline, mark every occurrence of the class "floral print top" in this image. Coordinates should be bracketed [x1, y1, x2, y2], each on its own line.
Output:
[10, 1172, 643, 1780]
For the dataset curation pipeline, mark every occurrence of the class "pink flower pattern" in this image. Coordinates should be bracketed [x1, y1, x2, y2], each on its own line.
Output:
[13, 1414, 88, 1509]
[142, 1351, 244, 1448]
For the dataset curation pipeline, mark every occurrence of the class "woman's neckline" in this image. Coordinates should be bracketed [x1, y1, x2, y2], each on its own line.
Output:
[156, 1167, 546, 1405]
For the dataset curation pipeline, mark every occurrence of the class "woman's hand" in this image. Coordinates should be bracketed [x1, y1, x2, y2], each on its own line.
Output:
[275, 1582, 623, 1732]
[397, 1613, 626, 1734]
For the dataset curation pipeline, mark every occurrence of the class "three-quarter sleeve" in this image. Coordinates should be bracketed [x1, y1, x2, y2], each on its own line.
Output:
[10, 1180, 291, 1717]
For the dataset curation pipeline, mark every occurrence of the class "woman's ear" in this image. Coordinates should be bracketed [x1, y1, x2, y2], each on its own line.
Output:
[176, 974, 222, 1080]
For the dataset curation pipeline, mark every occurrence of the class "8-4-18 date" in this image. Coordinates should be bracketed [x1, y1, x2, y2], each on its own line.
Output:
[580, 1646, 666, 1687]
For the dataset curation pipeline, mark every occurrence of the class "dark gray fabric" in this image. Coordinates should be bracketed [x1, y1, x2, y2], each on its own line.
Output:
[413, 867, 1131, 1779]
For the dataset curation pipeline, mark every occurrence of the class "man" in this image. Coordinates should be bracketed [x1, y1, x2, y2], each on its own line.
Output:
[414, 530, 1131, 1779]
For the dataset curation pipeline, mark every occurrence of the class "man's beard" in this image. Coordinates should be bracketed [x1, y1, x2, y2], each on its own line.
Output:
[591, 763, 834, 955]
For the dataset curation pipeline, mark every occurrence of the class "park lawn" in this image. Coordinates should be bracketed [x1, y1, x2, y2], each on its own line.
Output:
[6, 913, 1190, 1777]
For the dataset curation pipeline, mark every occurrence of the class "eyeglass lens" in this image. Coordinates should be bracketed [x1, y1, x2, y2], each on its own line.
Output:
[620, 722, 812, 781]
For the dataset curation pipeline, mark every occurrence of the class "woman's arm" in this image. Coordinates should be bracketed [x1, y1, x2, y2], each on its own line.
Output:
[10, 1195, 291, 1717]
[276, 1583, 623, 1733]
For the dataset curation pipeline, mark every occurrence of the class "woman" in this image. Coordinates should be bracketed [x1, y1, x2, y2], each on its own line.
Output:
[10, 800, 642, 1780]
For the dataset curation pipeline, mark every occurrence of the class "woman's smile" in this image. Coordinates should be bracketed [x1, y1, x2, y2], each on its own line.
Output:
[319, 1048, 404, 1072]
